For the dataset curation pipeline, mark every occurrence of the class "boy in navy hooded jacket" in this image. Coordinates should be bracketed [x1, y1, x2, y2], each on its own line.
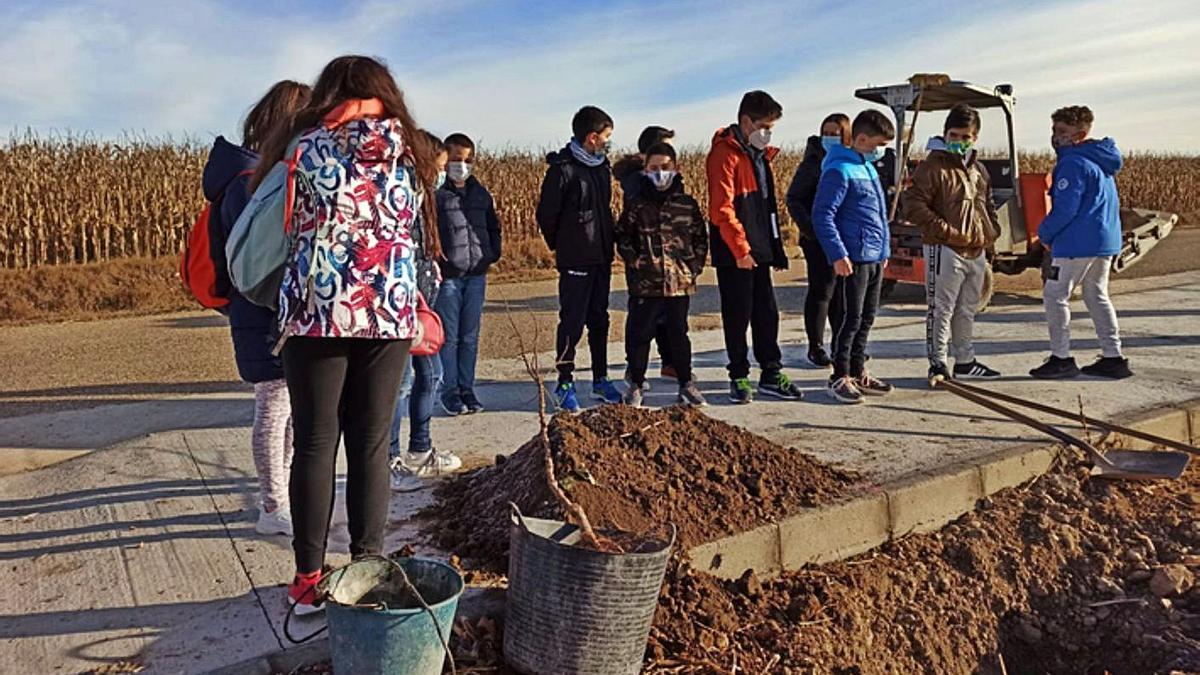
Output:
[1030, 106, 1131, 380]
[811, 110, 895, 404]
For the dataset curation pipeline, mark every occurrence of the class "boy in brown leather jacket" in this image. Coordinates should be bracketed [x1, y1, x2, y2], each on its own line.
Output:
[903, 104, 1002, 383]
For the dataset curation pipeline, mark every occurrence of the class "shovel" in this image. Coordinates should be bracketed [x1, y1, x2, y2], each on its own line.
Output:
[932, 377, 1191, 481]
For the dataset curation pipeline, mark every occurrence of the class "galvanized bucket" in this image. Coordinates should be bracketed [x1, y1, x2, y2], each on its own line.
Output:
[504, 505, 674, 675]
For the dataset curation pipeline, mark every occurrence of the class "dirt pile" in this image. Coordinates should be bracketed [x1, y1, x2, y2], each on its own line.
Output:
[648, 462, 1200, 674]
[421, 404, 860, 570]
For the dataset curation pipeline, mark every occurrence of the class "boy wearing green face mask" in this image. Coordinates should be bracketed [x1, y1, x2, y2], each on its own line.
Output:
[904, 104, 1002, 384]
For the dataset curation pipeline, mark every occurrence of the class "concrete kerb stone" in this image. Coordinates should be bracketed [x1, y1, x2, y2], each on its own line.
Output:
[977, 444, 1059, 495]
[885, 462, 985, 537]
[779, 492, 890, 569]
[688, 521, 781, 581]
[1110, 407, 1191, 449]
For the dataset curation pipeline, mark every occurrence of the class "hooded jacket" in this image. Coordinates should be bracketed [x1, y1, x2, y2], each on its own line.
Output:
[436, 175, 501, 278]
[811, 144, 890, 265]
[784, 135, 826, 241]
[615, 174, 708, 298]
[535, 144, 615, 269]
[201, 136, 282, 384]
[902, 136, 1001, 259]
[705, 125, 787, 269]
[1038, 138, 1123, 258]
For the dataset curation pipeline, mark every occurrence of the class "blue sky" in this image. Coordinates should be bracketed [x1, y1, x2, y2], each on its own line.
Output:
[2, 0, 1198, 152]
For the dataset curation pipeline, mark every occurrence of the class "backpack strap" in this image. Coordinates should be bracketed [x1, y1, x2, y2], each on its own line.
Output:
[282, 141, 303, 234]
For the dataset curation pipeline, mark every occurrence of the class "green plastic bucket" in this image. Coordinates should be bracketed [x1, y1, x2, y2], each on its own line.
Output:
[319, 556, 463, 675]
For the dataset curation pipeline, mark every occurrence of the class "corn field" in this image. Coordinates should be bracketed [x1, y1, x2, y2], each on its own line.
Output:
[1, 133, 1197, 270]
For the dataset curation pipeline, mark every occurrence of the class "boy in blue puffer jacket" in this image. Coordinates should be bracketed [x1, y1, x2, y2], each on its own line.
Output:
[811, 110, 895, 404]
[1030, 105, 1131, 380]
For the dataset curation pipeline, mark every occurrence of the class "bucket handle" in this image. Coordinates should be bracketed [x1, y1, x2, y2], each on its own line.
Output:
[283, 580, 328, 645]
[362, 555, 458, 675]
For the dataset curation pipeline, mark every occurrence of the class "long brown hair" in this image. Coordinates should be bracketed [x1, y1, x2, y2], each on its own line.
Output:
[250, 55, 440, 257]
[242, 81, 311, 153]
[820, 113, 852, 146]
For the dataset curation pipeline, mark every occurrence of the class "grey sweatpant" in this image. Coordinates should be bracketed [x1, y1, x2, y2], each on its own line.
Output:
[1043, 256, 1122, 359]
[925, 244, 987, 367]
[252, 379, 294, 513]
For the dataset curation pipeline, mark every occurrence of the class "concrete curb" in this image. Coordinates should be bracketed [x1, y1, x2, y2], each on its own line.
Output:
[691, 401, 1198, 581]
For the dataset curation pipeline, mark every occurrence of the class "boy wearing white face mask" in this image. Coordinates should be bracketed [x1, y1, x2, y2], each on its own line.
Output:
[706, 90, 801, 405]
[434, 133, 502, 415]
[616, 143, 708, 408]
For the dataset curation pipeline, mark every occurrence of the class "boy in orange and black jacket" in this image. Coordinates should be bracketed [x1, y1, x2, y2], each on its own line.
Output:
[707, 90, 803, 404]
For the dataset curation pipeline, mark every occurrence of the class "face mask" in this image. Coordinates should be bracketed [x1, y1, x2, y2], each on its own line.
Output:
[946, 140, 973, 155]
[862, 147, 886, 163]
[646, 169, 677, 191]
[435, 171, 447, 189]
[1051, 133, 1076, 150]
[447, 161, 471, 183]
[749, 127, 772, 150]
[821, 135, 842, 152]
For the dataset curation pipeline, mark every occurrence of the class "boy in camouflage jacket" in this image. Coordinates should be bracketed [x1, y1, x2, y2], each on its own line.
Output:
[615, 143, 709, 407]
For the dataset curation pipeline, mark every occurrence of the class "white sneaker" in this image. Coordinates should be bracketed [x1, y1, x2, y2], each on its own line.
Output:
[255, 506, 293, 536]
[390, 450, 462, 492]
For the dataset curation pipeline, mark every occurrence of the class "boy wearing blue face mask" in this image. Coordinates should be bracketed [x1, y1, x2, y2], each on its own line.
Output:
[811, 110, 895, 404]
[615, 143, 708, 408]
[537, 106, 621, 412]
[904, 104, 1002, 384]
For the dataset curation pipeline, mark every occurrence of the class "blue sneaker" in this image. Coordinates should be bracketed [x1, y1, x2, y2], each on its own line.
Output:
[591, 378, 622, 404]
[555, 382, 581, 413]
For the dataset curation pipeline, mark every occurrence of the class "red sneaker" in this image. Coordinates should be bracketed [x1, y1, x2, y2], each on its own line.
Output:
[288, 570, 324, 616]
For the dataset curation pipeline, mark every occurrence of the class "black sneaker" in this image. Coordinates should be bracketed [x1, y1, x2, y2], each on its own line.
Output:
[460, 390, 485, 414]
[856, 371, 893, 396]
[954, 361, 1001, 380]
[439, 392, 468, 416]
[1029, 356, 1080, 380]
[928, 362, 952, 388]
[1080, 356, 1132, 379]
[678, 381, 708, 407]
[807, 348, 832, 368]
[759, 372, 803, 401]
[729, 378, 754, 405]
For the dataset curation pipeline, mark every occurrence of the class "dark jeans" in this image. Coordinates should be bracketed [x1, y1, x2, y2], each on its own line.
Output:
[716, 265, 782, 381]
[800, 236, 841, 353]
[626, 296, 692, 386]
[389, 353, 441, 457]
[655, 318, 674, 369]
[282, 337, 410, 573]
[435, 274, 486, 397]
[555, 265, 611, 383]
[831, 262, 884, 380]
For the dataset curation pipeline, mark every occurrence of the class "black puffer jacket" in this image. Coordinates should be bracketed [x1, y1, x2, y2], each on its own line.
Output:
[784, 135, 825, 241]
[535, 145, 615, 269]
[436, 176, 501, 278]
[612, 154, 646, 209]
[411, 211, 440, 305]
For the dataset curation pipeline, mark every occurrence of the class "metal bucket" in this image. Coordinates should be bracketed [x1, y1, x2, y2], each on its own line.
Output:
[504, 506, 674, 675]
[319, 556, 463, 675]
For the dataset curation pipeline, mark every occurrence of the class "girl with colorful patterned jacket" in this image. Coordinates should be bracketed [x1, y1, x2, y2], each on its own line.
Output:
[247, 55, 443, 616]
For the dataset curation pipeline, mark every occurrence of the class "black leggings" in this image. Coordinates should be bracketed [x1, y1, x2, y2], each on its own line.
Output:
[800, 236, 840, 352]
[831, 262, 883, 380]
[283, 337, 411, 573]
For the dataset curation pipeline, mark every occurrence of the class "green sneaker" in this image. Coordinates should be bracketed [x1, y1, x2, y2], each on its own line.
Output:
[759, 372, 803, 400]
[729, 378, 754, 405]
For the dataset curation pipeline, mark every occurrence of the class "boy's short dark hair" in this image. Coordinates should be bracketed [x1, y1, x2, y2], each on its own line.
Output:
[637, 126, 675, 154]
[852, 110, 896, 140]
[1052, 105, 1094, 129]
[444, 132, 475, 156]
[944, 104, 981, 134]
[643, 142, 677, 163]
[572, 106, 614, 140]
[421, 130, 445, 153]
[737, 90, 783, 123]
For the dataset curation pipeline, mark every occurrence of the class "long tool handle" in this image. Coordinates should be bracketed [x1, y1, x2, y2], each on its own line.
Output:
[947, 380, 1199, 456]
[935, 379, 1118, 469]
